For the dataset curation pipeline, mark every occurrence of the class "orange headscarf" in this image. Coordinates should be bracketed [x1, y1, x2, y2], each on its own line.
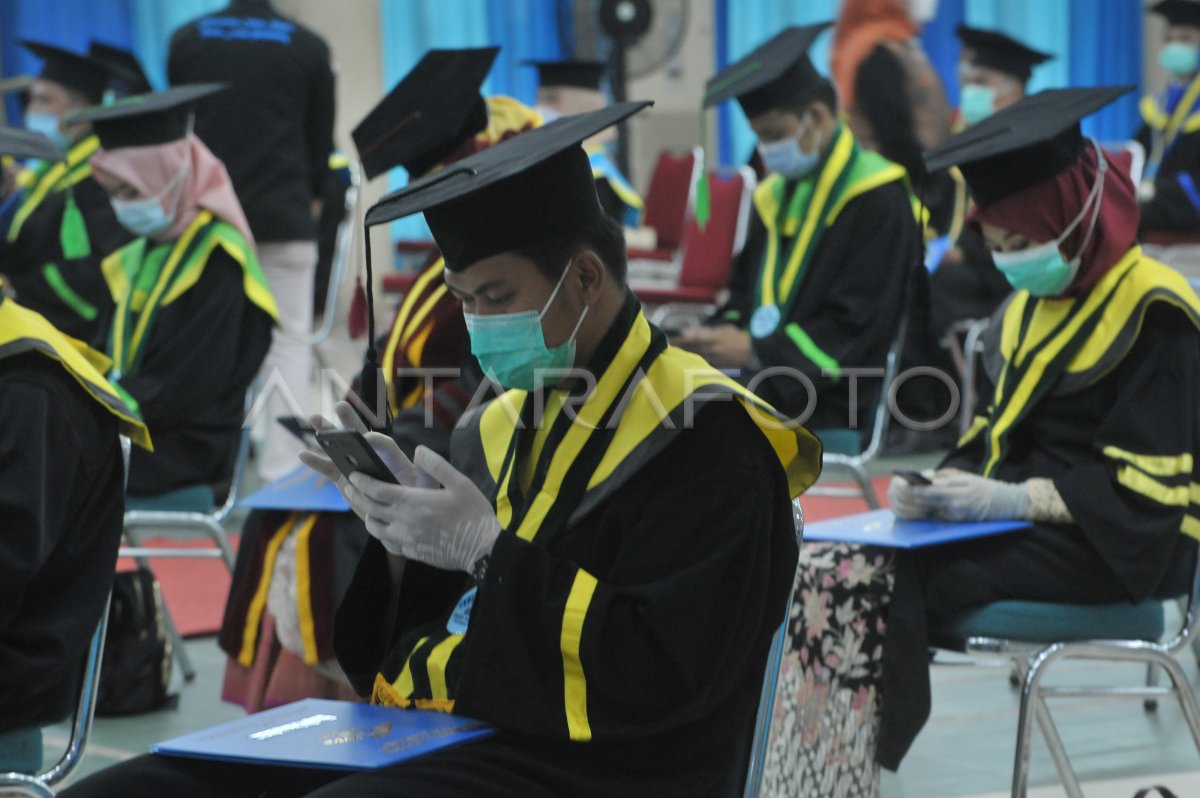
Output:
[91, 135, 255, 246]
[832, 0, 917, 110]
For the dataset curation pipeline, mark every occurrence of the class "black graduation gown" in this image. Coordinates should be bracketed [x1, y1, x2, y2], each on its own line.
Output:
[1, 175, 131, 348]
[720, 179, 925, 433]
[0, 353, 124, 733]
[1136, 121, 1200, 235]
[122, 249, 273, 496]
[876, 301, 1200, 769]
[332, 398, 798, 797]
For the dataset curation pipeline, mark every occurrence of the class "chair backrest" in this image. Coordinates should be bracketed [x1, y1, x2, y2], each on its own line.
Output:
[860, 313, 909, 462]
[677, 167, 756, 293]
[642, 146, 703, 252]
[311, 161, 360, 345]
[214, 386, 257, 524]
[742, 498, 803, 798]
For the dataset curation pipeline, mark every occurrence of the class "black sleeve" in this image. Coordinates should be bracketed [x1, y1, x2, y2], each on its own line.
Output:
[1054, 305, 1200, 600]
[1141, 134, 1200, 234]
[711, 212, 764, 325]
[454, 402, 797, 741]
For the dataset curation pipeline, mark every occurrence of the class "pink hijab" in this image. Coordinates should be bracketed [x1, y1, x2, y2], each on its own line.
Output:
[91, 135, 254, 246]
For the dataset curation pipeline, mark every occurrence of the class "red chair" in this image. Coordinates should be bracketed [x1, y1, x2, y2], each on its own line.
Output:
[628, 146, 703, 262]
[636, 166, 755, 313]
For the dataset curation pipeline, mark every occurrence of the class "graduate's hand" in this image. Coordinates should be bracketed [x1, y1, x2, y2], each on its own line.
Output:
[297, 401, 418, 505]
[346, 445, 500, 573]
[921, 471, 1030, 522]
[886, 471, 937, 519]
[673, 324, 753, 368]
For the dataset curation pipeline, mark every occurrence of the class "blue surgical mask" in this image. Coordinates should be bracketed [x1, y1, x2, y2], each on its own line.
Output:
[959, 84, 997, 126]
[110, 141, 192, 237]
[758, 115, 822, 179]
[1161, 42, 1200, 77]
[464, 259, 589, 391]
[24, 112, 69, 152]
[991, 144, 1107, 297]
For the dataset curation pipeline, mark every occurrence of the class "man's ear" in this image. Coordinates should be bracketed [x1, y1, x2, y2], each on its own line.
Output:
[573, 248, 607, 304]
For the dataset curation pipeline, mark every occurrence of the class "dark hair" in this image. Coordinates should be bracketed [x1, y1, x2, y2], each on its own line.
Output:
[511, 212, 628, 286]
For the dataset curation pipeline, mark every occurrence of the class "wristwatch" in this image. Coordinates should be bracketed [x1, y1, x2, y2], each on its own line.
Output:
[471, 554, 490, 583]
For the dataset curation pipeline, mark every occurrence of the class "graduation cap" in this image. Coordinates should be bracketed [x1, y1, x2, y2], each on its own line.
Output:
[0, 124, 63, 162]
[703, 23, 833, 116]
[1151, 0, 1200, 28]
[20, 41, 112, 105]
[88, 42, 153, 97]
[366, 101, 651, 270]
[924, 86, 1132, 206]
[526, 60, 608, 91]
[352, 47, 498, 181]
[66, 83, 225, 149]
[955, 25, 1053, 84]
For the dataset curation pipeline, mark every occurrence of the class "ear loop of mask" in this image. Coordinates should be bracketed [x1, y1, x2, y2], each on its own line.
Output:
[540, 256, 590, 341]
[1059, 141, 1107, 263]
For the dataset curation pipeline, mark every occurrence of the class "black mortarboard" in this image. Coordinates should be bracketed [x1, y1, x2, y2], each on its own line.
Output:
[65, 83, 225, 149]
[20, 41, 112, 105]
[955, 25, 1053, 84]
[0, 124, 63, 161]
[88, 42, 153, 97]
[1152, 0, 1200, 28]
[352, 47, 498, 181]
[703, 23, 833, 116]
[526, 60, 608, 91]
[365, 101, 651, 272]
[924, 86, 1132, 206]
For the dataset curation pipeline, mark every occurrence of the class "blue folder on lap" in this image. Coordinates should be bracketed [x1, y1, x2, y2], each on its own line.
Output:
[153, 699, 494, 770]
[804, 509, 1029, 548]
[239, 465, 350, 512]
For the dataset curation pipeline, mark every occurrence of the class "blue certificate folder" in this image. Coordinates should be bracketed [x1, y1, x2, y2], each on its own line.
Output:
[804, 509, 1030, 548]
[152, 699, 494, 770]
[239, 465, 350, 512]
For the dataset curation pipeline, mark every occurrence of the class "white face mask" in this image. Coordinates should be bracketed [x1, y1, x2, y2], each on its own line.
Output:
[110, 138, 193, 237]
[758, 113, 822, 179]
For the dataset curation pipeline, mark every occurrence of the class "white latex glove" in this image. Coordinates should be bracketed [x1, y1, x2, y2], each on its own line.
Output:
[887, 471, 937, 519]
[921, 471, 1030, 522]
[345, 445, 500, 573]
[297, 401, 420, 518]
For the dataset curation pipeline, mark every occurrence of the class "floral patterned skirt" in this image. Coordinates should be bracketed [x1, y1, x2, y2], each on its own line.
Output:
[760, 542, 896, 798]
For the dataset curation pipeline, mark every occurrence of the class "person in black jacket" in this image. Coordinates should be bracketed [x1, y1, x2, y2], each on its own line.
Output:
[168, 0, 336, 481]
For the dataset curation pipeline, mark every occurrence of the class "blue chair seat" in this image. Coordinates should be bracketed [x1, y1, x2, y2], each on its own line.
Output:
[940, 599, 1165, 644]
[0, 727, 42, 775]
[125, 484, 216, 514]
[814, 428, 863, 457]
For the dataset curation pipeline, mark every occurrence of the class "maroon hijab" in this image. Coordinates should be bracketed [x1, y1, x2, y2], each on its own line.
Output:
[972, 142, 1140, 296]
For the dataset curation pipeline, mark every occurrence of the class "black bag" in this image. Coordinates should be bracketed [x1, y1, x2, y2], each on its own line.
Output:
[96, 568, 178, 716]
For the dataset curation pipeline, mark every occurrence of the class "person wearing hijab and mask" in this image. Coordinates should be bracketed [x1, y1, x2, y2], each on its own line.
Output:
[1137, 0, 1200, 279]
[765, 87, 1200, 796]
[68, 85, 278, 498]
[0, 42, 134, 346]
[679, 24, 925, 440]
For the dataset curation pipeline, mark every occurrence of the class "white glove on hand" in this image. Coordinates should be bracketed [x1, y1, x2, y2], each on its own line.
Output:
[922, 471, 1030, 522]
[887, 472, 937, 519]
[345, 445, 500, 573]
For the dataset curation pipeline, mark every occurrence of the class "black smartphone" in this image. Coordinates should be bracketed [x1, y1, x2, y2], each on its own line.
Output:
[315, 429, 400, 484]
[893, 469, 932, 486]
[277, 415, 318, 448]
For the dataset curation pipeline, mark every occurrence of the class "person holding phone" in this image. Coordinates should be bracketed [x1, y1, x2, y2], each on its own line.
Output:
[63, 105, 821, 797]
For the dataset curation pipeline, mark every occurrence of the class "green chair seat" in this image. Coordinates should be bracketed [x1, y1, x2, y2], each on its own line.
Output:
[941, 599, 1165, 644]
[125, 484, 216, 514]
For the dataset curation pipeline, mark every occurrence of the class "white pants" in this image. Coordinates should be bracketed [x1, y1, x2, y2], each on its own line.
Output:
[257, 240, 316, 482]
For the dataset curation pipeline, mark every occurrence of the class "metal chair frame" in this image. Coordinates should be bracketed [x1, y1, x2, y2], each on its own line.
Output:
[742, 498, 803, 798]
[934, 556, 1200, 797]
[120, 390, 254, 681]
[806, 317, 908, 509]
[310, 162, 360, 349]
